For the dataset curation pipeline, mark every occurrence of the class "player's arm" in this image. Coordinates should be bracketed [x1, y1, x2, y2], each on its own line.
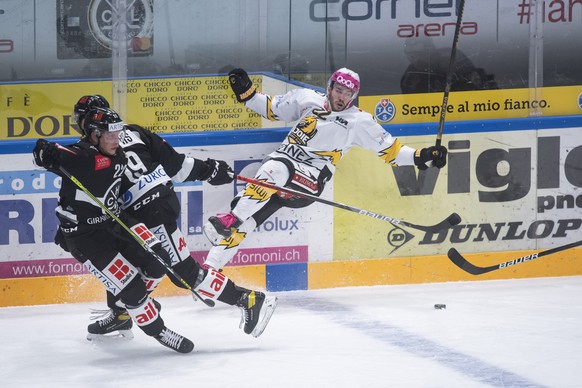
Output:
[133, 125, 234, 186]
[228, 68, 278, 121]
[32, 139, 84, 174]
[356, 116, 447, 169]
[228, 68, 307, 122]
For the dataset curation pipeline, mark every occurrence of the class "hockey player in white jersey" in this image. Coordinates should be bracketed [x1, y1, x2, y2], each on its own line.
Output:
[203, 67, 447, 269]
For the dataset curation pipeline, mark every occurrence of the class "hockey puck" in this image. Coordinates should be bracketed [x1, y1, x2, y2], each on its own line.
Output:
[434, 304, 446, 310]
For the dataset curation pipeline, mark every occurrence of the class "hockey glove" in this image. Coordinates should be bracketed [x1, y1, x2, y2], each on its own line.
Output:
[33, 139, 60, 170]
[228, 68, 257, 102]
[201, 158, 234, 185]
[414, 145, 448, 170]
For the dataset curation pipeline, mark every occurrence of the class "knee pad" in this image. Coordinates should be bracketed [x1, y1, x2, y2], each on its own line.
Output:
[171, 258, 201, 289]
[137, 268, 164, 292]
[141, 260, 167, 280]
[119, 276, 149, 307]
[257, 159, 290, 186]
[140, 245, 171, 279]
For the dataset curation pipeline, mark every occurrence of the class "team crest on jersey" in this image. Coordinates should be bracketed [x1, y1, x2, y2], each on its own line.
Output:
[288, 115, 318, 145]
[101, 179, 122, 215]
[375, 98, 396, 123]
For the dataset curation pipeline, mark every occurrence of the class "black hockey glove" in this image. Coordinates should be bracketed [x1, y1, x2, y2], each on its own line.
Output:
[228, 68, 257, 102]
[201, 158, 234, 186]
[33, 139, 60, 170]
[414, 145, 448, 170]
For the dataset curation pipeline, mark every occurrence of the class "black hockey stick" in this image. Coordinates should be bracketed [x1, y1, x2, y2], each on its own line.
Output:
[435, 0, 466, 148]
[234, 174, 461, 233]
[58, 166, 215, 307]
[447, 239, 582, 275]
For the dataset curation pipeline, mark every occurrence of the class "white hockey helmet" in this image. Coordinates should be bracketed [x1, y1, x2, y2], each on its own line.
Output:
[327, 67, 360, 109]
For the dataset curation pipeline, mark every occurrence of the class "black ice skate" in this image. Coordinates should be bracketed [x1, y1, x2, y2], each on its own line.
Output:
[86, 299, 161, 341]
[155, 327, 194, 353]
[237, 290, 278, 338]
[87, 307, 134, 341]
[203, 213, 242, 245]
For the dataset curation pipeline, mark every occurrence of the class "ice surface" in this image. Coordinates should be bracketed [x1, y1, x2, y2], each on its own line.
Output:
[1, 276, 581, 388]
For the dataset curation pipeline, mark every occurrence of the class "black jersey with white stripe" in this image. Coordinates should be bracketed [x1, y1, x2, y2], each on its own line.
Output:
[118, 125, 209, 210]
[54, 140, 127, 228]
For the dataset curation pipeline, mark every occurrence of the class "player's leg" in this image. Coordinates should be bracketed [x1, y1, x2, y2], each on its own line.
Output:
[150, 220, 279, 337]
[67, 230, 194, 353]
[204, 159, 290, 245]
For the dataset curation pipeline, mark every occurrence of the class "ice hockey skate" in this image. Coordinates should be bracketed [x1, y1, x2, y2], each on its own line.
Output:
[86, 299, 162, 342]
[204, 213, 241, 245]
[87, 307, 134, 342]
[236, 290, 278, 338]
[155, 327, 194, 353]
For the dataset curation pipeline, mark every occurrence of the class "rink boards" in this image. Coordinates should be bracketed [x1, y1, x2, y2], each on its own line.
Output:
[3, 248, 582, 307]
[1, 115, 582, 306]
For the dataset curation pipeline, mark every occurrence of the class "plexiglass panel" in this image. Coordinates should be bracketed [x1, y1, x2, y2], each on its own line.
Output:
[1, 1, 580, 97]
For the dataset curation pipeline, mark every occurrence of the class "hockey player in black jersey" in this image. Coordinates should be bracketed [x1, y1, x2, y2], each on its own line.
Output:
[71, 95, 277, 341]
[33, 107, 195, 353]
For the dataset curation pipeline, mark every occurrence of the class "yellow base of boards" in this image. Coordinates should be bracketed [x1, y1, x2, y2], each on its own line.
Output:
[1, 249, 580, 308]
[0, 265, 266, 308]
[308, 248, 582, 289]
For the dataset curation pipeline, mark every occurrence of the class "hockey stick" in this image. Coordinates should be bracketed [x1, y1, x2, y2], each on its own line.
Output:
[435, 0, 466, 148]
[447, 239, 582, 275]
[234, 174, 461, 233]
[58, 166, 215, 307]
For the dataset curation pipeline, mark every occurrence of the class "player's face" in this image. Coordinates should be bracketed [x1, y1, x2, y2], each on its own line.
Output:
[328, 83, 354, 112]
[92, 129, 122, 156]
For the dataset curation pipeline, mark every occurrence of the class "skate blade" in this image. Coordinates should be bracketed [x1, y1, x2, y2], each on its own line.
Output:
[87, 329, 134, 342]
[251, 296, 278, 338]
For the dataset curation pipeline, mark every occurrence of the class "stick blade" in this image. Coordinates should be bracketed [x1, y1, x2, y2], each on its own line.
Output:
[446, 213, 462, 227]
[418, 212, 462, 232]
[447, 248, 495, 275]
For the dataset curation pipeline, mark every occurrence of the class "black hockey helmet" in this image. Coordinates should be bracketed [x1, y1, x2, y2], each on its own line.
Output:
[83, 107, 125, 137]
[73, 95, 110, 135]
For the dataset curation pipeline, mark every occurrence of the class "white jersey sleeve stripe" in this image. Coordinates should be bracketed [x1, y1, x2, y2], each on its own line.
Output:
[172, 156, 195, 183]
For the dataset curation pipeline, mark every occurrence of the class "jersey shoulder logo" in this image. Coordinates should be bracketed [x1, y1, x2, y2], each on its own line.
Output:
[94, 155, 111, 171]
[119, 129, 145, 147]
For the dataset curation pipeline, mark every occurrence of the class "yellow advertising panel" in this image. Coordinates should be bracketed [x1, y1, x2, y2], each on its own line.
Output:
[123, 76, 262, 132]
[333, 128, 582, 261]
[4, 77, 581, 140]
[0, 75, 262, 140]
[360, 86, 582, 124]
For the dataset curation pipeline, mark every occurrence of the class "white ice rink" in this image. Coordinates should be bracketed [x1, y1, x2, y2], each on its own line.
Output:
[1, 275, 581, 388]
